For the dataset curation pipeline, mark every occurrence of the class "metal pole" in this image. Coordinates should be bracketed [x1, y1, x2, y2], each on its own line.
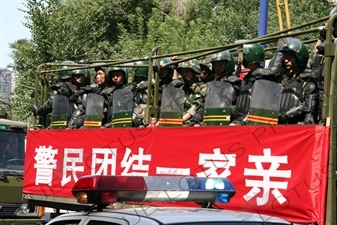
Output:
[258, 0, 269, 38]
[324, 13, 337, 225]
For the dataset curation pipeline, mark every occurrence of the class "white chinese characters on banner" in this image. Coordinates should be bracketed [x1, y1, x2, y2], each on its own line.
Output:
[61, 148, 84, 186]
[91, 148, 117, 175]
[121, 147, 151, 176]
[196, 148, 236, 178]
[156, 167, 190, 175]
[243, 148, 292, 206]
[34, 146, 58, 186]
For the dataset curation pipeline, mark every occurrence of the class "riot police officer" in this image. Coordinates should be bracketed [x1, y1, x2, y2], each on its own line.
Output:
[315, 6, 337, 51]
[176, 59, 207, 126]
[67, 65, 113, 129]
[210, 50, 241, 105]
[132, 60, 154, 127]
[230, 43, 266, 125]
[156, 57, 183, 88]
[102, 66, 129, 128]
[31, 61, 87, 119]
[278, 37, 318, 124]
[155, 57, 184, 106]
[198, 57, 214, 83]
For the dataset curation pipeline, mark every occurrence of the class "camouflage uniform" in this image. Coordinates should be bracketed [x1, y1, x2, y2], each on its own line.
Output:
[198, 56, 214, 83]
[182, 81, 208, 124]
[132, 60, 155, 127]
[176, 59, 207, 126]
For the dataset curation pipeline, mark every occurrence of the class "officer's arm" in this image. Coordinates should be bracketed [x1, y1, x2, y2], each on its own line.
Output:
[303, 81, 318, 124]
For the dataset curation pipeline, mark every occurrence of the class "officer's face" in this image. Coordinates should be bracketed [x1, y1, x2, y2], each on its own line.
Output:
[96, 70, 106, 85]
[180, 68, 194, 81]
[283, 52, 296, 70]
[159, 68, 170, 79]
[199, 65, 208, 79]
[111, 71, 124, 85]
[213, 60, 227, 75]
[73, 74, 84, 84]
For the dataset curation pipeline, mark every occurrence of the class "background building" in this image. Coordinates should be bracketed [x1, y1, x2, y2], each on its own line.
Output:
[0, 68, 13, 102]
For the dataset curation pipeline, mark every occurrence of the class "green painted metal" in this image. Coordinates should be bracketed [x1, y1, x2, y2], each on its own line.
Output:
[204, 108, 231, 126]
[247, 108, 279, 125]
[50, 115, 68, 129]
[112, 112, 133, 128]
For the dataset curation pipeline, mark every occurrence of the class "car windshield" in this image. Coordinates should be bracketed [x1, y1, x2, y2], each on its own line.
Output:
[0, 130, 26, 170]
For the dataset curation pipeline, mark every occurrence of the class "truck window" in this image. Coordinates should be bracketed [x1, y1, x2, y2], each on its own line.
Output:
[0, 130, 25, 169]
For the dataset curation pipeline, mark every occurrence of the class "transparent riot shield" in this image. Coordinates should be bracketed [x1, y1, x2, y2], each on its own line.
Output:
[83, 93, 105, 128]
[51, 95, 69, 129]
[159, 86, 184, 127]
[204, 81, 234, 126]
[112, 87, 134, 128]
[247, 79, 282, 125]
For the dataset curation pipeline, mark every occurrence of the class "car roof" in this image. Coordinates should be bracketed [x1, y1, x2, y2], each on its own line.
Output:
[54, 207, 291, 224]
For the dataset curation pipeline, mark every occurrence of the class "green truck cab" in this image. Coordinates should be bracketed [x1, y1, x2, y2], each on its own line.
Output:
[0, 105, 45, 225]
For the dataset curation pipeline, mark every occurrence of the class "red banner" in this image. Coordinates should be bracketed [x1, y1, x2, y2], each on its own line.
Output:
[24, 126, 329, 224]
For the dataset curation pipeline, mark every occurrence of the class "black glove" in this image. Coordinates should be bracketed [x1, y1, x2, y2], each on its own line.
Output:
[69, 93, 80, 102]
[102, 122, 113, 128]
[268, 52, 285, 76]
[278, 112, 288, 124]
[31, 104, 38, 116]
[254, 69, 274, 79]
[304, 114, 315, 124]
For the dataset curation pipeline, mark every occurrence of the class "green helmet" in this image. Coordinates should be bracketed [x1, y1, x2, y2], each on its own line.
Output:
[154, 57, 174, 77]
[109, 66, 128, 85]
[72, 68, 91, 85]
[277, 37, 309, 70]
[242, 43, 265, 67]
[134, 60, 149, 77]
[210, 50, 235, 74]
[159, 57, 174, 69]
[59, 61, 76, 80]
[176, 59, 201, 74]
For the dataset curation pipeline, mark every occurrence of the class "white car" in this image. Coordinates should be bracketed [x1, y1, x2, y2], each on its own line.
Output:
[45, 175, 292, 225]
[46, 206, 292, 225]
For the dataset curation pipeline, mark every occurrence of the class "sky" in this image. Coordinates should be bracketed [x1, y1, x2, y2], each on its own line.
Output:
[0, 0, 31, 69]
